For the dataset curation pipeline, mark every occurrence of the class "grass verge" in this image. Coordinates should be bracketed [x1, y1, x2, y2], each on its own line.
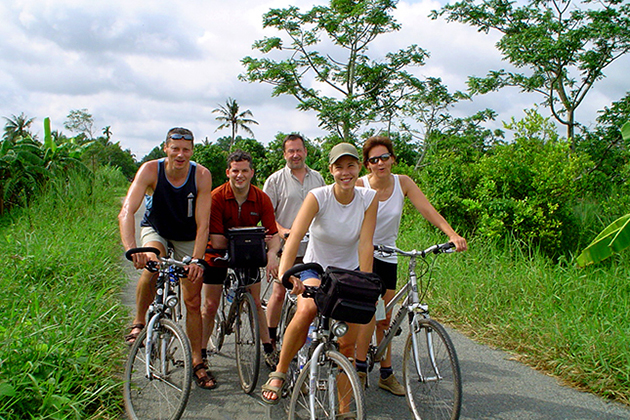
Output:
[398, 214, 630, 405]
[0, 167, 130, 419]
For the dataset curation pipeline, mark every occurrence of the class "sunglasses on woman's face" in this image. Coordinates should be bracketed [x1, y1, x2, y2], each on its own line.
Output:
[169, 133, 193, 140]
[367, 153, 392, 164]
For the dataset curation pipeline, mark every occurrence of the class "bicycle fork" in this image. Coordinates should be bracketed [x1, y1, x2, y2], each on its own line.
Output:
[410, 313, 443, 383]
[144, 312, 161, 380]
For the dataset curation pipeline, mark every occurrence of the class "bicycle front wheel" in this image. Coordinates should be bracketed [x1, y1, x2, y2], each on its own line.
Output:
[235, 291, 261, 394]
[124, 318, 192, 420]
[403, 318, 462, 420]
[288, 349, 366, 420]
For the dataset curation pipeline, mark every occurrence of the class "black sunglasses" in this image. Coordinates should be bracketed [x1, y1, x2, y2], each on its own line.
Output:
[169, 133, 193, 140]
[367, 153, 392, 164]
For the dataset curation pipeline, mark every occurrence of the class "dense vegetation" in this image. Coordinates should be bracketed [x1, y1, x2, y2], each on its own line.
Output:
[0, 168, 130, 419]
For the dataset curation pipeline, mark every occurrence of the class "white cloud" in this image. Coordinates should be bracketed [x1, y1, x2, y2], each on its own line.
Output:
[1, 0, 629, 158]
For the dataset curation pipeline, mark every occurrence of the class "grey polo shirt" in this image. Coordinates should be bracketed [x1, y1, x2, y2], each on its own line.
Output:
[263, 165, 326, 229]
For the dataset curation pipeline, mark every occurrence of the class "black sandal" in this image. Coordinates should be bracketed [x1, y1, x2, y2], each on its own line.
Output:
[193, 363, 217, 390]
[124, 323, 144, 346]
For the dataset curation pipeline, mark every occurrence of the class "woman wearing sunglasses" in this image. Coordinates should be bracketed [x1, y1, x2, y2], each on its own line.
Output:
[354, 136, 467, 395]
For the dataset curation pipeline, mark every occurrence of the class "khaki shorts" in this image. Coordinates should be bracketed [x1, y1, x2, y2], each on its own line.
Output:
[140, 226, 195, 261]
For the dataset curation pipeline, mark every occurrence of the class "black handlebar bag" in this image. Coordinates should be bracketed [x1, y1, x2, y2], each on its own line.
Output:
[226, 227, 268, 268]
[315, 267, 384, 324]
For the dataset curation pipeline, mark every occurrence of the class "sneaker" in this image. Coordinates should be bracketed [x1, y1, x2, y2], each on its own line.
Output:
[264, 350, 279, 370]
[357, 371, 367, 389]
[378, 373, 405, 396]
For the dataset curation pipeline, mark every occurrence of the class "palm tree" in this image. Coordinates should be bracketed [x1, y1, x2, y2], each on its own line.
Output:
[3, 113, 35, 142]
[212, 98, 258, 151]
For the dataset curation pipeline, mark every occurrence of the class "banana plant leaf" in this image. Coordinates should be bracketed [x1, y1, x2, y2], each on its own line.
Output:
[576, 214, 630, 267]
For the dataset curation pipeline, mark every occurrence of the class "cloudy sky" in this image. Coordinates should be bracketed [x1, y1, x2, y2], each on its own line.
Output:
[3, 0, 629, 159]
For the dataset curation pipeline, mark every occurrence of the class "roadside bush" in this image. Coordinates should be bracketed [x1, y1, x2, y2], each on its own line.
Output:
[419, 110, 591, 257]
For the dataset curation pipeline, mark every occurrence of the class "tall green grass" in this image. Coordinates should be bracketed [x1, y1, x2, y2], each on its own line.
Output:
[398, 215, 630, 405]
[0, 167, 130, 419]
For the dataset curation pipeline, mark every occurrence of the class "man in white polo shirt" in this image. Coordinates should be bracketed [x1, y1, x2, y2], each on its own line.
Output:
[262, 134, 325, 363]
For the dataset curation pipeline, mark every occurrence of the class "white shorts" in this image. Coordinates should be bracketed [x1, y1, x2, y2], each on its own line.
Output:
[140, 226, 195, 260]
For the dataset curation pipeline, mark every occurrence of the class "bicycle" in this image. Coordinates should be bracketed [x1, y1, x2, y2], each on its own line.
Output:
[280, 263, 368, 420]
[123, 246, 193, 420]
[209, 226, 270, 394]
[210, 265, 263, 394]
[366, 242, 462, 420]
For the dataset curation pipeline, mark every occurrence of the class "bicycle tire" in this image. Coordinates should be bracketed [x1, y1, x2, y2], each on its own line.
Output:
[124, 318, 192, 420]
[235, 291, 261, 394]
[288, 349, 366, 420]
[402, 318, 462, 420]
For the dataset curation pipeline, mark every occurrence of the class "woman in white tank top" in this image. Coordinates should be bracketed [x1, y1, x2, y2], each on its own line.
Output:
[354, 136, 467, 396]
[262, 143, 378, 405]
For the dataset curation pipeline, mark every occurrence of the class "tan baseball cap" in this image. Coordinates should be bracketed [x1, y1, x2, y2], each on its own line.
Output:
[329, 143, 360, 165]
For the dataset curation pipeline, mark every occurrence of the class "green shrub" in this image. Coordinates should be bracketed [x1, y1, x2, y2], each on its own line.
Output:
[419, 109, 592, 257]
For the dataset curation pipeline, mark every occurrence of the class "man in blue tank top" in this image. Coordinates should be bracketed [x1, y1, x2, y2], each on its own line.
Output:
[119, 127, 216, 389]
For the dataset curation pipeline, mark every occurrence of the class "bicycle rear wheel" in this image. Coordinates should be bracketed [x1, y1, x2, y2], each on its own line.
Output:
[402, 318, 462, 420]
[288, 349, 366, 420]
[124, 318, 192, 420]
[235, 291, 261, 394]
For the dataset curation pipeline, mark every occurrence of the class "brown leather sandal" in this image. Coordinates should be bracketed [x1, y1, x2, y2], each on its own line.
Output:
[124, 323, 144, 346]
[193, 363, 217, 390]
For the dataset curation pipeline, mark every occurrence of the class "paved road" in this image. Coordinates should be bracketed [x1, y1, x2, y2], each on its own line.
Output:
[120, 206, 629, 419]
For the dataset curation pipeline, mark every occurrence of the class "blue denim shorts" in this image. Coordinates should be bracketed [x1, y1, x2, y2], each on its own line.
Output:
[299, 269, 321, 282]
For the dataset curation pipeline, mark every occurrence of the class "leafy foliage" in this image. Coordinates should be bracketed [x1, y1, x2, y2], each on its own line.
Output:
[192, 142, 228, 187]
[420, 109, 590, 256]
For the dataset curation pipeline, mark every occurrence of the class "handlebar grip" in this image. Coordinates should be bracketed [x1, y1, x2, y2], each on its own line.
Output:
[281, 262, 324, 290]
[125, 247, 161, 261]
[441, 242, 456, 253]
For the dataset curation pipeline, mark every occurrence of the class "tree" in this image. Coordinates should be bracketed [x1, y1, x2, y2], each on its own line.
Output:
[64, 109, 95, 139]
[578, 92, 630, 188]
[212, 98, 258, 151]
[3, 113, 35, 142]
[240, 0, 429, 142]
[192, 143, 228, 186]
[432, 0, 630, 148]
[102, 126, 112, 141]
[400, 77, 471, 169]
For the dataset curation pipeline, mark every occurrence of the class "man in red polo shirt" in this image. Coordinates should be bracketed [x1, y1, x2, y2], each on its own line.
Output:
[201, 150, 281, 385]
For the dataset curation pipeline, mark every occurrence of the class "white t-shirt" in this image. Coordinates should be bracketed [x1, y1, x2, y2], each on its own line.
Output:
[361, 174, 404, 263]
[303, 184, 377, 270]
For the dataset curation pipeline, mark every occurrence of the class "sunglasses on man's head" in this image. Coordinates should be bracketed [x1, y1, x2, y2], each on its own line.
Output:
[170, 134, 193, 140]
[367, 153, 392, 164]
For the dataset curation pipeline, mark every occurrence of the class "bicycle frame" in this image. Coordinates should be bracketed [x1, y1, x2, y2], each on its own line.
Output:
[143, 253, 187, 380]
[368, 243, 454, 382]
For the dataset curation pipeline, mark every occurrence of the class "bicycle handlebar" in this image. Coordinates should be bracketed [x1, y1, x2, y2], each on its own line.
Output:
[124, 247, 204, 271]
[281, 262, 324, 290]
[125, 247, 161, 260]
[374, 242, 455, 258]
